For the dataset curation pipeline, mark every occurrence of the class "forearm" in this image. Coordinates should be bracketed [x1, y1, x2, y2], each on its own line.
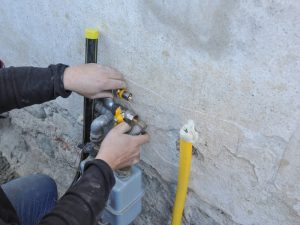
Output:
[39, 159, 115, 225]
[0, 64, 70, 113]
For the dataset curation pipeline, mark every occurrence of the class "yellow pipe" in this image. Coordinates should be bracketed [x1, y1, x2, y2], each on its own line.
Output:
[171, 120, 198, 225]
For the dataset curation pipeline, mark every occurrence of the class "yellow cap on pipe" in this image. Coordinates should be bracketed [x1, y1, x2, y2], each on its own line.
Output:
[85, 28, 100, 39]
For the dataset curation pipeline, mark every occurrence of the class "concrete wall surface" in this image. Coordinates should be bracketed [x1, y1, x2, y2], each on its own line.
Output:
[1, 1, 300, 224]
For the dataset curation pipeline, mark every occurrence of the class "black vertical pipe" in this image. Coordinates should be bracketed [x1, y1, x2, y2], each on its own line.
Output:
[83, 30, 99, 144]
[71, 30, 99, 186]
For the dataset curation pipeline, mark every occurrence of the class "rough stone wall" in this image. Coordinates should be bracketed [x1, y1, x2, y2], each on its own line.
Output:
[1, 1, 300, 225]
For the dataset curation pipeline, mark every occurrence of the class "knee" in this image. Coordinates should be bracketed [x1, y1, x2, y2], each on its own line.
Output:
[34, 174, 56, 186]
[33, 174, 58, 199]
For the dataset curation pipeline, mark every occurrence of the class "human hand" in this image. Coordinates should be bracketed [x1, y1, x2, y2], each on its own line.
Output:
[96, 122, 150, 170]
[63, 63, 125, 99]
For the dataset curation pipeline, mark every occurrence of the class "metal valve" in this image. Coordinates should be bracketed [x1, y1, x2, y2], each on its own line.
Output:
[113, 89, 133, 101]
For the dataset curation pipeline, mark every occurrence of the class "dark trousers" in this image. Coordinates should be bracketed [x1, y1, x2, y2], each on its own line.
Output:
[1, 174, 57, 225]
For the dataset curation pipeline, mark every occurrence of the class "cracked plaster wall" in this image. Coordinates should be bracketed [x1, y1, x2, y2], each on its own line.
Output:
[0, 1, 300, 224]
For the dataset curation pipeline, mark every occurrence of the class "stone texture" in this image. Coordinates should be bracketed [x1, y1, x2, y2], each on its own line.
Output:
[0, 1, 300, 224]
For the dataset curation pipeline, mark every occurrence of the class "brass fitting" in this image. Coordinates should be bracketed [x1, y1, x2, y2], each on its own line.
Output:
[114, 89, 133, 101]
[123, 110, 138, 124]
[114, 107, 138, 125]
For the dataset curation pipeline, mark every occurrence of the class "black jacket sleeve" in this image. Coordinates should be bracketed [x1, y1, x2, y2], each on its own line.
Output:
[0, 65, 116, 224]
[40, 159, 116, 225]
[0, 159, 116, 225]
[0, 64, 71, 113]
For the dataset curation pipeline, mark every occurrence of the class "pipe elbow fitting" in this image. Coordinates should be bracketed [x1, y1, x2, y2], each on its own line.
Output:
[103, 98, 118, 113]
[90, 113, 113, 142]
[94, 101, 104, 113]
[95, 101, 111, 115]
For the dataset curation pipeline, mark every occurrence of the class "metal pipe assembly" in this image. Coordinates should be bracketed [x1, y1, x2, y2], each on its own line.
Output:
[79, 96, 147, 225]
[73, 28, 146, 225]
[86, 97, 147, 167]
[71, 29, 100, 186]
[171, 120, 198, 225]
[90, 106, 114, 143]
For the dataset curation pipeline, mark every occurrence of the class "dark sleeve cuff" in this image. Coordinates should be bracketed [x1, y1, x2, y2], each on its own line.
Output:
[39, 159, 116, 225]
[50, 64, 71, 98]
[0, 64, 72, 113]
[84, 159, 116, 194]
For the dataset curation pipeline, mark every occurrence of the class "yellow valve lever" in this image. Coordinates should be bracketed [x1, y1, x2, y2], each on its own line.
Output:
[114, 107, 124, 125]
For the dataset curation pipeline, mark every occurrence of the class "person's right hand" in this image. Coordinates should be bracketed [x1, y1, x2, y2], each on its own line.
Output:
[96, 122, 150, 170]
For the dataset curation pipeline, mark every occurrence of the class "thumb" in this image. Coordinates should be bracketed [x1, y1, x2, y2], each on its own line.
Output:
[114, 122, 131, 134]
[132, 133, 150, 145]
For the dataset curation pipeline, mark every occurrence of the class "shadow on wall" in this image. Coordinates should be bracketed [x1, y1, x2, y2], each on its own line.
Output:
[140, 0, 238, 59]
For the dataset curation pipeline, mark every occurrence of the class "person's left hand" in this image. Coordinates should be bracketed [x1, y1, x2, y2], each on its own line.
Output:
[63, 63, 126, 99]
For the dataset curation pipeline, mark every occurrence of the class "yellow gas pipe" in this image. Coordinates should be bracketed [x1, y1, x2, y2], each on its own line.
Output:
[171, 120, 198, 225]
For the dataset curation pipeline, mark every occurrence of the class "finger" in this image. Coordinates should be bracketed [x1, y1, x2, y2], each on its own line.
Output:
[103, 79, 126, 90]
[132, 157, 140, 164]
[102, 66, 124, 80]
[132, 133, 150, 145]
[92, 91, 113, 99]
[114, 122, 131, 134]
[108, 71, 124, 80]
[134, 152, 141, 160]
